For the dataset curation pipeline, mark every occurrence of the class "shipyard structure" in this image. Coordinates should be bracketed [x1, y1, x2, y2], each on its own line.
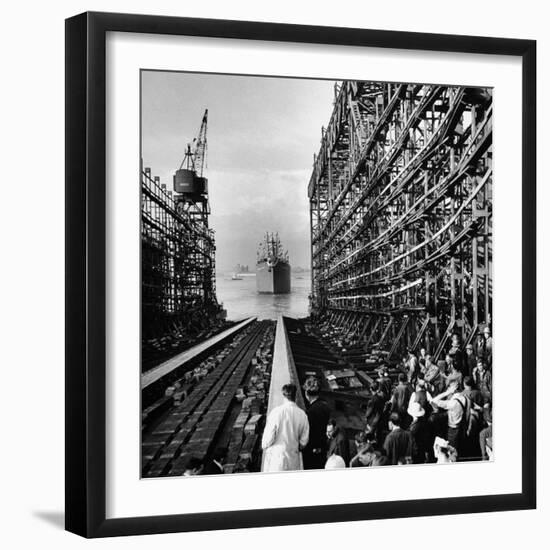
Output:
[309, 81, 492, 362]
[141, 110, 225, 372]
[141, 83, 494, 479]
[141, 110, 280, 477]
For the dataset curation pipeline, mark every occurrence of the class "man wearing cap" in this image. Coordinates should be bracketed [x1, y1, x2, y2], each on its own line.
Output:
[475, 333, 487, 363]
[473, 359, 492, 403]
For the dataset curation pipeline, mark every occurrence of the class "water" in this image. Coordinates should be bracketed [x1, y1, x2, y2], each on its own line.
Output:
[216, 273, 311, 320]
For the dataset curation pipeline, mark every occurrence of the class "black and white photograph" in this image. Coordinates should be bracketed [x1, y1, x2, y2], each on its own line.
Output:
[1, 1, 543, 546]
[140, 73, 494, 478]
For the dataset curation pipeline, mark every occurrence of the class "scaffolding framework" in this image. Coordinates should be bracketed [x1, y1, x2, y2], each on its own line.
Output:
[141, 164, 219, 342]
[309, 81, 492, 360]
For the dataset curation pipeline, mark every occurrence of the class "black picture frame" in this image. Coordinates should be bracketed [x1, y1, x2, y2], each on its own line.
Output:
[65, 11, 536, 538]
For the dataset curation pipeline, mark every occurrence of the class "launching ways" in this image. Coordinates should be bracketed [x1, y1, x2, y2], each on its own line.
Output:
[142, 317, 256, 392]
[141, 314, 371, 477]
[141, 317, 275, 476]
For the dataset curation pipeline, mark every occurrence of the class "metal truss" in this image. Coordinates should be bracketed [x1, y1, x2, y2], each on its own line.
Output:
[309, 81, 492, 360]
[141, 164, 219, 342]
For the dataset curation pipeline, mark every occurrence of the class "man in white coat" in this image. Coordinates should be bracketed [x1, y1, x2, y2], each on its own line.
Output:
[261, 384, 309, 472]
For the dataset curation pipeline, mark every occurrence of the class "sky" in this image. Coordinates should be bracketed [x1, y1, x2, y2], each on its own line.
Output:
[141, 71, 335, 272]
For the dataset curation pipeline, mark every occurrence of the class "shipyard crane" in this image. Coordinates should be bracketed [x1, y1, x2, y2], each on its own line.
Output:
[193, 109, 208, 177]
[174, 108, 211, 216]
[171, 108, 215, 307]
[178, 108, 208, 176]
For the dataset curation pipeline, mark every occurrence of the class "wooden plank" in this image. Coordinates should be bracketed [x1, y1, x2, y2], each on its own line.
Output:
[141, 317, 256, 389]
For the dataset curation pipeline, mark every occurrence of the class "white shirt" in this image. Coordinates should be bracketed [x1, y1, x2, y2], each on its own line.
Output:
[432, 393, 468, 428]
[261, 399, 309, 472]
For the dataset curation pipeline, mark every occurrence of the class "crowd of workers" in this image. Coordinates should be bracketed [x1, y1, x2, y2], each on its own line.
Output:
[182, 327, 493, 475]
[261, 326, 493, 472]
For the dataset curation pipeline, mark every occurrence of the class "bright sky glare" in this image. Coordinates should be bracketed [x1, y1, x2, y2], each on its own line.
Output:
[141, 71, 336, 272]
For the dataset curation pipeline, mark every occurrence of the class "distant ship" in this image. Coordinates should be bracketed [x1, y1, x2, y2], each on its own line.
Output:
[256, 232, 291, 294]
[232, 263, 256, 278]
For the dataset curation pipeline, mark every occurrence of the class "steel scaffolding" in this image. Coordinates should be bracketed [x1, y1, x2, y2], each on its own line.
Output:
[141, 163, 219, 343]
[309, 81, 492, 360]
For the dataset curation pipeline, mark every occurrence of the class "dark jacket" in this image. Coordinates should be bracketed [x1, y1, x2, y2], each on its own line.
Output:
[391, 383, 412, 416]
[202, 460, 224, 475]
[365, 392, 386, 432]
[410, 417, 433, 463]
[449, 347, 465, 374]
[305, 398, 331, 451]
[473, 368, 492, 399]
[383, 428, 415, 465]
[378, 376, 393, 400]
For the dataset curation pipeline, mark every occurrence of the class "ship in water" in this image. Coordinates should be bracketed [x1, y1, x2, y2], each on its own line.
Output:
[256, 232, 291, 294]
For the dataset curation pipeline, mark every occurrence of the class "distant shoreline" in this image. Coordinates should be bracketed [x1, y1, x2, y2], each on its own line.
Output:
[217, 269, 311, 276]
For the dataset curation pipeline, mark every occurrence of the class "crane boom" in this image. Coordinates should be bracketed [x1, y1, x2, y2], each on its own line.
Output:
[193, 109, 208, 177]
[178, 108, 208, 175]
